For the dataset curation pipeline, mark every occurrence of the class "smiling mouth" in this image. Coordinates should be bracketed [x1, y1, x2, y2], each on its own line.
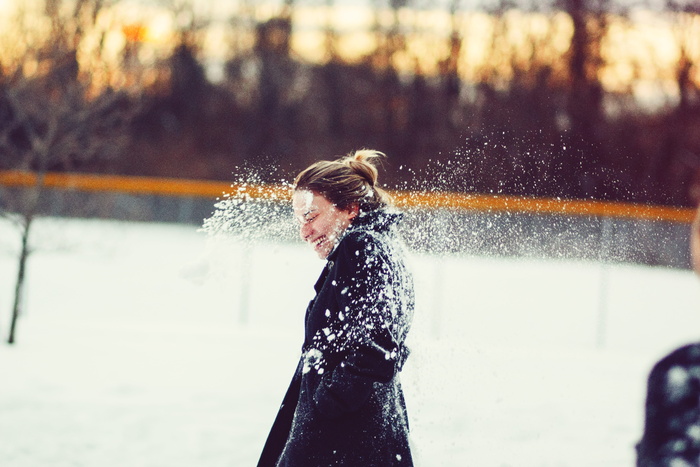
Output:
[312, 236, 326, 248]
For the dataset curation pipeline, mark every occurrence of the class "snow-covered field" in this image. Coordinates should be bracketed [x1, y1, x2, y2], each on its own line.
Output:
[1, 217, 699, 467]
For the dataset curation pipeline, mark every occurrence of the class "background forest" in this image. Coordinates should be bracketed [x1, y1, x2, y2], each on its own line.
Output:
[1, 0, 699, 206]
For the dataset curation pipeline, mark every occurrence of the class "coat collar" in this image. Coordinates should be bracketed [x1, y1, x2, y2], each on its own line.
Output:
[348, 208, 403, 234]
[313, 261, 332, 293]
[325, 208, 403, 263]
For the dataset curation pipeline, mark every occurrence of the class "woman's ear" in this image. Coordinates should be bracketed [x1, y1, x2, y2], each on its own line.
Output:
[348, 203, 360, 219]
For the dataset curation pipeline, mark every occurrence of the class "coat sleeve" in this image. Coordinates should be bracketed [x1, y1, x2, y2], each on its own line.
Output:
[310, 233, 403, 419]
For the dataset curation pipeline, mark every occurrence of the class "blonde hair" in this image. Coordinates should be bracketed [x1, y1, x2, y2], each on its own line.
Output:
[294, 149, 392, 212]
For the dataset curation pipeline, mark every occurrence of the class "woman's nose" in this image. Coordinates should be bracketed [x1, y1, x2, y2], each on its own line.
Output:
[300, 222, 312, 240]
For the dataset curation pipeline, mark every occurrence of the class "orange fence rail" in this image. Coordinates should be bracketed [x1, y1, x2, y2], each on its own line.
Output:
[0, 170, 694, 224]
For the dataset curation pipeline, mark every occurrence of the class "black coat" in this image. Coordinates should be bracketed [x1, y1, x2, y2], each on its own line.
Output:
[258, 210, 415, 467]
[637, 343, 700, 466]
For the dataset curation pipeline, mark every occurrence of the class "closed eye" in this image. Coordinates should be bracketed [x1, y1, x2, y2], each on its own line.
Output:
[296, 213, 318, 225]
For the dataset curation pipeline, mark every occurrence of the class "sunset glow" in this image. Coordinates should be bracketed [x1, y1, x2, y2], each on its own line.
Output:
[0, 0, 697, 105]
[288, 4, 696, 102]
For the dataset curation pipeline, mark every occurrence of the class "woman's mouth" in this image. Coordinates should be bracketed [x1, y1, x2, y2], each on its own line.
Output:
[312, 236, 326, 249]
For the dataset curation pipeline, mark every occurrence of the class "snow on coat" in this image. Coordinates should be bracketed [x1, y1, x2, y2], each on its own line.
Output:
[258, 209, 415, 467]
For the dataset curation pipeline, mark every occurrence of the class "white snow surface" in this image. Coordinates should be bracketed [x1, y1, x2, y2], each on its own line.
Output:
[1, 217, 699, 467]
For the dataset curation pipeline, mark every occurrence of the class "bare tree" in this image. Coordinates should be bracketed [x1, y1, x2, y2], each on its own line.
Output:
[0, 0, 142, 344]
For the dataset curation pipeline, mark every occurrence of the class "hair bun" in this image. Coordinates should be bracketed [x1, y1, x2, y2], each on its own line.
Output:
[342, 149, 384, 187]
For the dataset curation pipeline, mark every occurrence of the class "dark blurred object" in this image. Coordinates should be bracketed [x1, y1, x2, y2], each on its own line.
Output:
[637, 343, 700, 466]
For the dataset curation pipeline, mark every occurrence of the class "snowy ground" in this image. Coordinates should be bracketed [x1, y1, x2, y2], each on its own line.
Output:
[1, 217, 699, 467]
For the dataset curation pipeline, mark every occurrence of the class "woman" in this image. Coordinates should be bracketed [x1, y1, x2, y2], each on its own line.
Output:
[257, 150, 415, 466]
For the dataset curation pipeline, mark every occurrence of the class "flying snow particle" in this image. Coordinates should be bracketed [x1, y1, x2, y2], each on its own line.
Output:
[687, 425, 700, 441]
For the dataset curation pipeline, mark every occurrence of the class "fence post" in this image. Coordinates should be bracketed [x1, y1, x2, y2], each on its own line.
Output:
[239, 241, 253, 325]
[596, 216, 613, 349]
[432, 255, 444, 339]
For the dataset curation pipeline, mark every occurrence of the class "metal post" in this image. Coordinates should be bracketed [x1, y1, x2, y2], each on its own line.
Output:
[239, 242, 253, 325]
[596, 216, 613, 349]
[432, 255, 444, 339]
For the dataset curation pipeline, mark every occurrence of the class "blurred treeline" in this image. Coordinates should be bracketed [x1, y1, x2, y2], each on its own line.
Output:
[1, 0, 700, 206]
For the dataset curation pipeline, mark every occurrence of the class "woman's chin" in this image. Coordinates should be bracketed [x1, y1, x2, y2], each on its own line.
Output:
[313, 242, 333, 259]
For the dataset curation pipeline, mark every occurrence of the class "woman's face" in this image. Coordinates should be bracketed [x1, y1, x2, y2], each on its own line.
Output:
[292, 190, 357, 259]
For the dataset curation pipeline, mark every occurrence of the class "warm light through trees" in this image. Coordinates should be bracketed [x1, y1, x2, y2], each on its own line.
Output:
[1, 1, 697, 101]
